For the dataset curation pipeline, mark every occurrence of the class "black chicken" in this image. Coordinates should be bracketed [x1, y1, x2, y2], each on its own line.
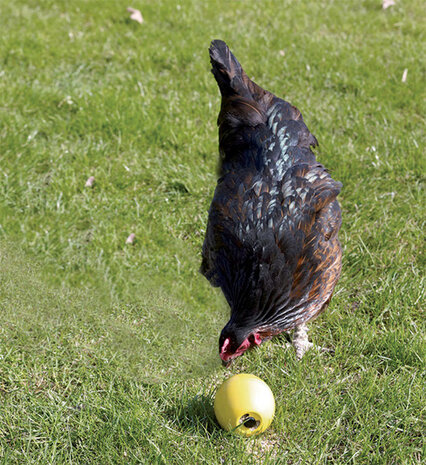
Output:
[201, 40, 342, 366]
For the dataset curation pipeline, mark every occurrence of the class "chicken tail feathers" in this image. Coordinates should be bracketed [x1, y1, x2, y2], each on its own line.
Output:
[210, 39, 271, 104]
[209, 40, 246, 97]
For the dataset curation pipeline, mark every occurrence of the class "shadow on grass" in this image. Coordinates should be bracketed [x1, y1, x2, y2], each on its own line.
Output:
[165, 393, 220, 437]
[0, 241, 222, 384]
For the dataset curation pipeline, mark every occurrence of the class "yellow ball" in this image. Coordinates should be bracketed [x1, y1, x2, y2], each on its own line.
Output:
[214, 374, 275, 437]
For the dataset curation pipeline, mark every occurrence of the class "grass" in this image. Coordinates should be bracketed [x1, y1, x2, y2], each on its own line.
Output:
[0, 0, 424, 463]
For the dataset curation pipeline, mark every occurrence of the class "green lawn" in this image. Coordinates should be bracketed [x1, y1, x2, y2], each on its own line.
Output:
[0, 0, 424, 463]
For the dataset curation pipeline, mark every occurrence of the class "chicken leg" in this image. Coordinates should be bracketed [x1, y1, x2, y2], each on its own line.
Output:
[292, 323, 313, 359]
[290, 323, 334, 359]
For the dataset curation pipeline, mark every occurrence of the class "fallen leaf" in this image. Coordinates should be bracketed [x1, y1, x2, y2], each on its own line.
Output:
[85, 176, 95, 188]
[401, 68, 408, 82]
[126, 233, 136, 245]
[127, 7, 143, 24]
[382, 0, 395, 9]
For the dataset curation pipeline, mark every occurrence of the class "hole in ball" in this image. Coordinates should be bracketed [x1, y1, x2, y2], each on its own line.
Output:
[240, 414, 260, 430]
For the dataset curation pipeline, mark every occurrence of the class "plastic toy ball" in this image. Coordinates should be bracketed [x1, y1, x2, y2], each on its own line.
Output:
[214, 374, 275, 437]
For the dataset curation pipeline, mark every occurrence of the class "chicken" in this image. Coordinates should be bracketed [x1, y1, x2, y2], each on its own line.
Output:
[201, 40, 342, 366]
